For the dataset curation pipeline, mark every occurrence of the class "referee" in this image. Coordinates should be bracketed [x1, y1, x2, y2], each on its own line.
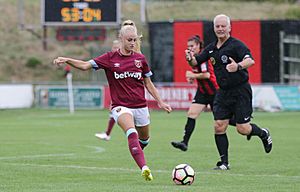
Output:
[187, 14, 272, 170]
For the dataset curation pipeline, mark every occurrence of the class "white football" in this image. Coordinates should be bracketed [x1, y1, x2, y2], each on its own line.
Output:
[172, 164, 195, 185]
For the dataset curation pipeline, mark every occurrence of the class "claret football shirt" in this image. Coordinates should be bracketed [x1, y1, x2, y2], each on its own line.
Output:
[89, 50, 153, 109]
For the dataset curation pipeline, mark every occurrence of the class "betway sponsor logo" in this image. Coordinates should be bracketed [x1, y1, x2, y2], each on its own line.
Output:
[114, 71, 142, 80]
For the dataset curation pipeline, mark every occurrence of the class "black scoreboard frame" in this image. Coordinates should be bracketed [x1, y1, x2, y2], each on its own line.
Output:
[41, 0, 121, 26]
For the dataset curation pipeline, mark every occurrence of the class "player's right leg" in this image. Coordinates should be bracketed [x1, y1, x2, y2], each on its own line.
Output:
[212, 92, 232, 170]
[213, 119, 230, 170]
[113, 106, 153, 181]
[141, 165, 153, 181]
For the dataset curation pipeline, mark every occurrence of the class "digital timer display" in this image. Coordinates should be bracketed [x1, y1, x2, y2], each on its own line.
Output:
[42, 0, 120, 26]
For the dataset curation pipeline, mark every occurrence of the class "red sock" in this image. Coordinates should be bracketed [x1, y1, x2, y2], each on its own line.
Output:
[128, 132, 146, 169]
[105, 117, 115, 136]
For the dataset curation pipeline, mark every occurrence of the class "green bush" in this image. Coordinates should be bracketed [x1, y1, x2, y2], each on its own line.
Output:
[286, 7, 300, 19]
[25, 57, 42, 68]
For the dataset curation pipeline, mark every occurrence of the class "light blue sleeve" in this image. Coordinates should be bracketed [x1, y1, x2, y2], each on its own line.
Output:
[144, 71, 153, 77]
[89, 60, 100, 71]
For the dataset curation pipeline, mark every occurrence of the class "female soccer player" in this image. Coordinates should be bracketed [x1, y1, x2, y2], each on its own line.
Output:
[171, 35, 219, 151]
[95, 20, 142, 141]
[53, 25, 172, 181]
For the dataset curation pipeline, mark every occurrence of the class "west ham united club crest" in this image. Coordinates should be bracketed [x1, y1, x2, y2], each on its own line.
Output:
[116, 108, 121, 113]
[134, 60, 142, 68]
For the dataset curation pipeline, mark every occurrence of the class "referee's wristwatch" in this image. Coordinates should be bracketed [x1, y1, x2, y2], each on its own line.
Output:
[237, 63, 243, 71]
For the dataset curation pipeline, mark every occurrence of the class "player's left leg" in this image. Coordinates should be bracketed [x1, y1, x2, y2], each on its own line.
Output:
[237, 123, 272, 153]
[235, 84, 272, 153]
[136, 125, 150, 150]
[133, 107, 151, 150]
[171, 103, 205, 151]
[183, 103, 205, 145]
[171, 91, 211, 152]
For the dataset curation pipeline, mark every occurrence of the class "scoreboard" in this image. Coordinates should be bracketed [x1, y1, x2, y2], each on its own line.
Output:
[41, 0, 120, 26]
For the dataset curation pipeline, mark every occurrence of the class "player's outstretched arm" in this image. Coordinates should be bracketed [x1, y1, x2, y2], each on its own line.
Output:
[144, 77, 172, 113]
[53, 57, 92, 71]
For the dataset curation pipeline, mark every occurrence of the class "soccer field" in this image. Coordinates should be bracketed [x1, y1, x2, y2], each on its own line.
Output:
[0, 109, 299, 192]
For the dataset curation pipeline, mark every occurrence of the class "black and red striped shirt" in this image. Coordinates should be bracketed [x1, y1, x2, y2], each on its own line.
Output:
[192, 60, 219, 95]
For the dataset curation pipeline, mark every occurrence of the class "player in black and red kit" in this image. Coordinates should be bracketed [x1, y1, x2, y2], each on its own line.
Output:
[53, 25, 172, 181]
[171, 35, 219, 151]
[187, 14, 272, 170]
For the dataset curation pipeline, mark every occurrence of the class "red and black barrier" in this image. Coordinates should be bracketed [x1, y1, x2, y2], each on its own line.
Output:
[149, 20, 300, 84]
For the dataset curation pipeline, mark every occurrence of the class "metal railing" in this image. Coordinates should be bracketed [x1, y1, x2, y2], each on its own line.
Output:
[279, 31, 300, 84]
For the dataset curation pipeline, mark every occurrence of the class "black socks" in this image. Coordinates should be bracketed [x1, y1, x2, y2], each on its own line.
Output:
[250, 123, 267, 138]
[215, 133, 229, 164]
[182, 117, 196, 145]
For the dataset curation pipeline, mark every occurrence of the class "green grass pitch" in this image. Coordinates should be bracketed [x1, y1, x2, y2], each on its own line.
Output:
[0, 109, 299, 192]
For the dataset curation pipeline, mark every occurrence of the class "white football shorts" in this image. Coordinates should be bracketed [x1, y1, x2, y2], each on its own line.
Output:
[111, 106, 150, 127]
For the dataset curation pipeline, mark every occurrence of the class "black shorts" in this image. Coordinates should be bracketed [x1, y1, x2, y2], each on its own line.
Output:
[213, 83, 253, 124]
[192, 89, 215, 109]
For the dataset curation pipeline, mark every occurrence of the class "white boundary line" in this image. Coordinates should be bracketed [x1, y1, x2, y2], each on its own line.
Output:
[0, 148, 299, 180]
[4, 162, 300, 180]
[0, 146, 104, 161]
[83, 145, 106, 153]
[0, 153, 75, 160]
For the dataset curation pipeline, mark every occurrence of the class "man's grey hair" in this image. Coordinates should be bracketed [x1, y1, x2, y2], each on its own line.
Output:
[213, 14, 231, 26]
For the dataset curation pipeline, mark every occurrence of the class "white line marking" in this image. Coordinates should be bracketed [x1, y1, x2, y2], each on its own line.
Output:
[0, 153, 75, 160]
[0, 145, 105, 161]
[4, 162, 300, 180]
[0, 146, 105, 161]
[6, 163, 137, 172]
[83, 145, 106, 153]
